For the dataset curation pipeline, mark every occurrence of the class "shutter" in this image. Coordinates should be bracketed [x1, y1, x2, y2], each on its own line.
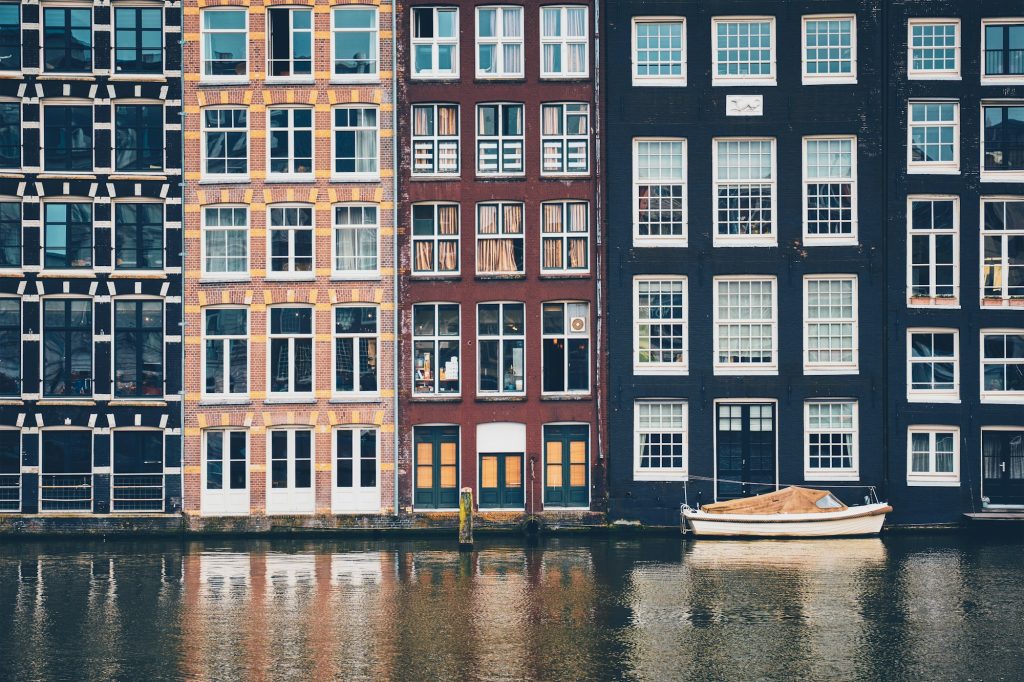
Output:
[94, 128, 111, 170]
[165, 340, 181, 396]
[93, 30, 111, 72]
[94, 341, 111, 395]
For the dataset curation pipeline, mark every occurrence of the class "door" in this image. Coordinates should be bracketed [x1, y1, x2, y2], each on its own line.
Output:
[716, 403, 776, 500]
[202, 430, 249, 515]
[544, 425, 589, 508]
[479, 453, 524, 509]
[266, 429, 314, 514]
[333, 427, 380, 513]
[414, 426, 459, 509]
[983, 429, 1024, 506]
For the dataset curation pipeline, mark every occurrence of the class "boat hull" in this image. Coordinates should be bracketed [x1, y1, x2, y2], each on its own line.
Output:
[683, 503, 891, 538]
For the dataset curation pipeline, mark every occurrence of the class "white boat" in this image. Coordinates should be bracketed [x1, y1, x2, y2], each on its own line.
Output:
[682, 486, 892, 538]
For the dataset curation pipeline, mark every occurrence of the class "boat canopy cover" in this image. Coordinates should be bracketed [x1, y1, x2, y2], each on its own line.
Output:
[700, 486, 848, 515]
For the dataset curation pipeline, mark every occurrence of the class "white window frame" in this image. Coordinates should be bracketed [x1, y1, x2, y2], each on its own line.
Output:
[331, 104, 379, 181]
[633, 400, 688, 481]
[802, 135, 858, 245]
[265, 5, 313, 83]
[539, 5, 589, 79]
[801, 14, 857, 85]
[332, 203, 379, 279]
[980, 329, 1024, 404]
[112, 295, 165, 400]
[201, 305, 249, 402]
[539, 200, 589, 274]
[981, 101, 1024, 183]
[475, 5, 524, 79]
[711, 16, 776, 87]
[476, 301, 526, 397]
[541, 301, 591, 396]
[713, 276, 777, 376]
[907, 100, 960, 174]
[411, 202, 460, 277]
[632, 138, 687, 247]
[200, 7, 248, 84]
[633, 276, 688, 375]
[981, 18, 1024, 86]
[631, 17, 686, 87]
[412, 302, 461, 397]
[907, 426, 960, 486]
[266, 305, 315, 399]
[907, 195, 960, 307]
[411, 103, 460, 176]
[980, 197, 1024, 306]
[410, 6, 459, 80]
[0, 426, 20, 512]
[332, 425, 381, 513]
[266, 106, 314, 181]
[906, 328, 960, 403]
[201, 204, 249, 281]
[266, 203, 314, 280]
[200, 428, 249, 516]
[331, 5, 380, 83]
[804, 400, 859, 481]
[540, 102, 589, 176]
[712, 137, 777, 247]
[332, 304, 380, 399]
[803, 275, 859, 375]
[907, 18, 961, 80]
[200, 106, 249, 181]
[475, 201, 524, 276]
[476, 102, 524, 176]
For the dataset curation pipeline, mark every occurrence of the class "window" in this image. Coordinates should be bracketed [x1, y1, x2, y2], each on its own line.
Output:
[908, 101, 959, 173]
[0, 4, 20, 72]
[412, 6, 458, 79]
[804, 136, 856, 243]
[412, 104, 459, 175]
[268, 205, 313, 276]
[714, 277, 777, 374]
[42, 298, 92, 397]
[632, 18, 685, 85]
[114, 300, 163, 398]
[476, 6, 523, 78]
[334, 305, 378, 396]
[802, 15, 855, 83]
[267, 6, 312, 79]
[43, 7, 91, 73]
[476, 202, 523, 275]
[0, 298, 19, 396]
[981, 331, 1024, 401]
[982, 104, 1024, 178]
[204, 307, 247, 398]
[805, 401, 858, 479]
[335, 427, 378, 492]
[478, 302, 524, 395]
[714, 138, 775, 245]
[712, 17, 774, 85]
[908, 428, 959, 486]
[543, 424, 588, 507]
[0, 101, 19, 169]
[982, 199, 1024, 304]
[267, 428, 313, 513]
[804, 276, 858, 374]
[44, 202, 91, 269]
[333, 204, 378, 276]
[114, 7, 162, 74]
[412, 203, 459, 275]
[983, 20, 1024, 81]
[202, 9, 247, 80]
[633, 139, 686, 245]
[333, 106, 378, 178]
[40, 429, 92, 511]
[908, 197, 959, 304]
[541, 201, 588, 273]
[268, 108, 313, 177]
[908, 19, 959, 79]
[203, 430, 247, 506]
[268, 307, 313, 396]
[634, 277, 687, 373]
[333, 6, 378, 78]
[542, 301, 590, 394]
[908, 330, 958, 401]
[413, 303, 460, 396]
[111, 430, 164, 512]
[115, 104, 163, 172]
[0, 201, 20, 268]
[477, 103, 524, 175]
[0, 429, 18, 512]
[541, 103, 589, 175]
[202, 108, 248, 178]
[540, 6, 588, 78]
[202, 206, 248, 276]
[414, 425, 459, 509]
[43, 104, 92, 172]
[114, 203, 162, 270]
[634, 401, 687, 480]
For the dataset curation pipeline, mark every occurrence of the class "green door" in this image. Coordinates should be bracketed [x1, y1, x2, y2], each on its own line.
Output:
[543, 425, 589, 508]
[479, 453, 524, 509]
[414, 426, 459, 509]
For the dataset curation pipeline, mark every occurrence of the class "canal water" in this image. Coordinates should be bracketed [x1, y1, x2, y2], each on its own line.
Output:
[0, 534, 1022, 681]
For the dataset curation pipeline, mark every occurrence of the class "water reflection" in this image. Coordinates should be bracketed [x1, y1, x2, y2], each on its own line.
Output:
[0, 536, 1022, 680]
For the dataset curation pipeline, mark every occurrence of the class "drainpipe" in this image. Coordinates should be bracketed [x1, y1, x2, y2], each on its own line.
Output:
[879, 2, 890, 503]
[178, 28, 186, 517]
[593, 0, 604, 477]
[391, 0, 400, 519]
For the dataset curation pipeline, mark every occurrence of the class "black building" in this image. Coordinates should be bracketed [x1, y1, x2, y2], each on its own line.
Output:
[0, 1, 182, 516]
[605, 1, 887, 525]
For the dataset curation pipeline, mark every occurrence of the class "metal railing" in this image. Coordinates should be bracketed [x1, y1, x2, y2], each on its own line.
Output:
[112, 474, 164, 512]
[40, 474, 92, 512]
[0, 473, 19, 512]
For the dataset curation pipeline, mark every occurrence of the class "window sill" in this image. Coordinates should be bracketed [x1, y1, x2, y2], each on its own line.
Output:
[264, 397, 317, 405]
[109, 399, 167, 406]
[0, 398, 23, 405]
[329, 77, 381, 86]
[804, 471, 859, 482]
[980, 171, 1024, 184]
[410, 75, 460, 82]
[265, 274, 316, 282]
[540, 173, 592, 180]
[264, 77, 315, 85]
[37, 270, 97, 278]
[109, 74, 167, 82]
[633, 239, 688, 249]
[200, 276, 251, 284]
[37, 73, 96, 81]
[330, 273, 381, 282]
[802, 76, 857, 86]
[37, 399, 96, 405]
[908, 296, 959, 308]
[634, 366, 688, 376]
[410, 174, 462, 181]
[36, 173, 97, 180]
[476, 395, 526, 402]
[409, 395, 462, 402]
[713, 238, 778, 248]
[328, 395, 382, 403]
[0, 170, 24, 178]
[475, 273, 525, 280]
[804, 237, 859, 247]
[981, 297, 1024, 309]
[907, 166, 960, 175]
[199, 177, 251, 185]
[540, 394, 592, 401]
[199, 398, 252, 406]
[109, 173, 167, 181]
[907, 394, 961, 404]
[539, 74, 591, 81]
[980, 76, 1024, 87]
[632, 78, 687, 88]
[538, 272, 591, 279]
[475, 174, 526, 181]
[711, 78, 777, 87]
[109, 270, 168, 278]
[980, 393, 1024, 405]
[803, 366, 859, 376]
[264, 176, 315, 184]
[0, 269, 24, 277]
[633, 471, 688, 482]
[714, 366, 777, 376]
[411, 273, 460, 281]
[906, 477, 960, 487]
[908, 72, 961, 81]
[330, 175, 381, 184]
[199, 79, 249, 87]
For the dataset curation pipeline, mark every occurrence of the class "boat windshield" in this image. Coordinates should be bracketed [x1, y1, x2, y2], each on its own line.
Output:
[815, 493, 844, 509]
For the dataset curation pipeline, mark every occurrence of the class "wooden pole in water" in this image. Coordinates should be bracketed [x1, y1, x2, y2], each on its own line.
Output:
[459, 487, 473, 549]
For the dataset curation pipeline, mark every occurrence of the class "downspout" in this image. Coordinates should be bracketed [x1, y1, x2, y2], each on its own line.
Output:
[879, 2, 890, 503]
[391, 0, 400, 518]
[178, 23, 186, 517]
[593, 0, 604, 476]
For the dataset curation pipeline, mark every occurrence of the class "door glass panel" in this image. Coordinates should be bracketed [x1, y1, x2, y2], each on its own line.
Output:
[546, 441, 562, 484]
[440, 442, 457, 488]
[569, 440, 586, 486]
[505, 456, 522, 488]
[481, 455, 498, 488]
[416, 442, 432, 488]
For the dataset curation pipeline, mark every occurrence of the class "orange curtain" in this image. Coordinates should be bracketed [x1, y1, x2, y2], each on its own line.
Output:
[415, 241, 433, 271]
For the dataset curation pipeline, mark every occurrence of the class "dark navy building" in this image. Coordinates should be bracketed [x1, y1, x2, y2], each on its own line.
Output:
[605, 1, 887, 525]
[0, 1, 182, 516]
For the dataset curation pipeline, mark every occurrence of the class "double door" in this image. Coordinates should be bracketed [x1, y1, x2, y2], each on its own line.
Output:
[983, 430, 1024, 506]
[716, 403, 776, 500]
[479, 453, 524, 509]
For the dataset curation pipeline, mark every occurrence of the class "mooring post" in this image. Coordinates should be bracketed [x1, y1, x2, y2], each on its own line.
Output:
[459, 487, 474, 549]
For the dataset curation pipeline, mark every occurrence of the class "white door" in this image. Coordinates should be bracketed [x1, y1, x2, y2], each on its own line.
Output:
[332, 427, 380, 513]
[201, 430, 250, 515]
[266, 429, 315, 514]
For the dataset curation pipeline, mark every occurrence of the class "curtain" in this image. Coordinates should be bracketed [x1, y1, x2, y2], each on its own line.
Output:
[568, 238, 586, 268]
[543, 238, 563, 269]
[415, 242, 433, 271]
[504, 8, 521, 37]
[543, 106, 561, 135]
[542, 9, 559, 37]
[543, 204, 562, 233]
[438, 205, 458, 234]
[503, 204, 522, 233]
[438, 241, 457, 271]
[478, 205, 497, 234]
[438, 107, 457, 136]
[478, 239, 517, 273]
[356, 130, 377, 173]
[569, 203, 587, 232]
[413, 107, 431, 136]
